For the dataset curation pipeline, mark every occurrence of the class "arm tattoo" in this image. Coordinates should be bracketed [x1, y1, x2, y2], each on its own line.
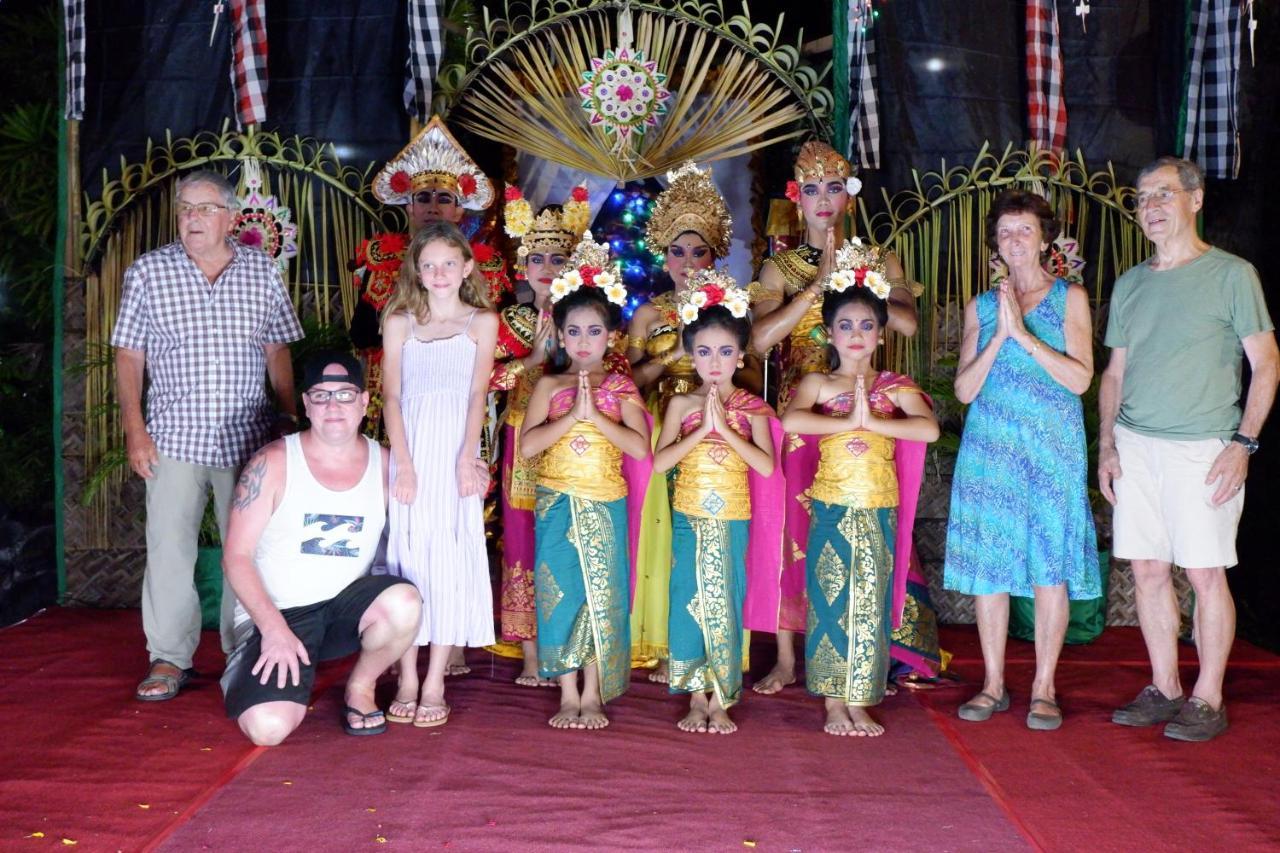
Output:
[232, 455, 268, 511]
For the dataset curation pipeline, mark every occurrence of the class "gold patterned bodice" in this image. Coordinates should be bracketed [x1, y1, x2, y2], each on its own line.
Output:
[535, 374, 641, 502]
[538, 421, 627, 502]
[669, 389, 772, 520]
[807, 385, 902, 509]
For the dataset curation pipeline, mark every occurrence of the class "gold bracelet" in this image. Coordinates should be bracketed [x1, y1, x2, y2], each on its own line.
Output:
[796, 289, 818, 306]
[628, 334, 647, 350]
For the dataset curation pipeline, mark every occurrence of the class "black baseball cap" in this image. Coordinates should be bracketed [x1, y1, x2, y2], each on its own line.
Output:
[301, 350, 365, 392]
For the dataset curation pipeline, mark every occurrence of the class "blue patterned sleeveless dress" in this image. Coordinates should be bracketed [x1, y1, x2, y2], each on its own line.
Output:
[943, 279, 1100, 599]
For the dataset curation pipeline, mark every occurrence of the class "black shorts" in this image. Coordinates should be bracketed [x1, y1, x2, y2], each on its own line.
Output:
[222, 574, 413, 719]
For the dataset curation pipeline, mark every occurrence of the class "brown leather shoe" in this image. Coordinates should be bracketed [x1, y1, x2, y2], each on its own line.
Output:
[1112, 685, 1185, 727]
[1163, 698, 1228, 742]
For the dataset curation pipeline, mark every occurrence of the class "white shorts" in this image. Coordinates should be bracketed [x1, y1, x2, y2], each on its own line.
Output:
[1112, 425, 1244, 569]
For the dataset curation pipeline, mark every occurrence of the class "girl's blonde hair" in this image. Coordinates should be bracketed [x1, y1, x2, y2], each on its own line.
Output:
[382, 221, 492, 327]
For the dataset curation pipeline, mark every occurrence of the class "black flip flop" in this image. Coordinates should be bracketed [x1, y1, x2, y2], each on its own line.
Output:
[342, 705, 388, 736]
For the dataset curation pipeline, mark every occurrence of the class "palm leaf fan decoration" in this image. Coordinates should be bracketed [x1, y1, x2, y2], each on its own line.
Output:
[443, 0, 832, 182]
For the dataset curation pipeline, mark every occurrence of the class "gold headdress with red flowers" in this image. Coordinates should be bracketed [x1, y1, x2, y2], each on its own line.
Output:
[373, 116, 495, 211]
[675, 268, 751, 325]
[503, 184, 592, 261]
[785, 139, 862, 204]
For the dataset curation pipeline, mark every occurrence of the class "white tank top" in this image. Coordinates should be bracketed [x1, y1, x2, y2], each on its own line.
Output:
[234, 433, 386, 626]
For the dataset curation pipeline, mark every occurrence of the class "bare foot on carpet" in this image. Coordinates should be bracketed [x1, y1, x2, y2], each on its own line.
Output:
[678, 693, 710, 732]
[753, 663, 796, 695]
[446, 647, 470, 677]
[549, 699, 581, 729]
[824, 698, 857, 735]
[706, 698, 737, 734]
[847, 705, 884, 736]
[648, 659, 669, 684]
[578, 700, 609, 730]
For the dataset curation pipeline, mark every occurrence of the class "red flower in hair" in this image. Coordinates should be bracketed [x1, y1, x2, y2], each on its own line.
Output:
[579, 265, 602, 286]
[389, 170, 412, 194]
[854, 268, 867, 284]
[504, 185, 523, 202]
[785, 180, 800, 203]
[704, 284, 725, 305]
[458, 173, 478, 198]
[571, 185, 589, 202]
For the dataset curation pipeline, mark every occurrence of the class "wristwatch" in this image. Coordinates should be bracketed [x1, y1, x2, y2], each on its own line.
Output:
[1231, 433, 1259, 455]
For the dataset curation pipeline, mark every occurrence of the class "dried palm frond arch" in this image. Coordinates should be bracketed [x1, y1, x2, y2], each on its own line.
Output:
[439, 0, 833, 181]
[858, 143, 1152, 377]
[77, 124, 399, 547]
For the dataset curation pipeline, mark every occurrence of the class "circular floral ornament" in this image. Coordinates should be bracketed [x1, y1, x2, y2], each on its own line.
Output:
[579, 47, 672, 140]
[232, 190, 298, 273]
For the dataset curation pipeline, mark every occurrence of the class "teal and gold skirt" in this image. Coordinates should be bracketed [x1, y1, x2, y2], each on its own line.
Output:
[667, 511, 748, 708]
[805, 500, 897, 707]
[533, 486, 632, 704]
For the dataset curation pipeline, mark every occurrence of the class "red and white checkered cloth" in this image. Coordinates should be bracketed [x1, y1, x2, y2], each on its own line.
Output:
[230, 0, 268, 127]
[1026, 0, 1067, 153]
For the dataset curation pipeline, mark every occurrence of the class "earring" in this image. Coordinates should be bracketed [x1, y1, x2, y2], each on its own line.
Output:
[737, 358, 745, 369]
[878, 337, 885, 346]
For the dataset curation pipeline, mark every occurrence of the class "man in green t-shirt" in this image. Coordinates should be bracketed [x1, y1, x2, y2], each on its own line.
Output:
[1099, 156, 1278, 743]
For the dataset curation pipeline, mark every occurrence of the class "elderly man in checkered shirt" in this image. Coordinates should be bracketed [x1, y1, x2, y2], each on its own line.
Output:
[112, 170, 304, 702]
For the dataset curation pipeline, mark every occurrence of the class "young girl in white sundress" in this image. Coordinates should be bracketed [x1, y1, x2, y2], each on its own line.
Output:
[381, 221, 499, 728]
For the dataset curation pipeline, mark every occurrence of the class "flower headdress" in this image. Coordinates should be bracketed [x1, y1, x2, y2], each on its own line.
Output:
[646, 161, 733, 258]
[549, 231, 628, 306]
[820, 237, 891, 300]
[372, 116, 494, 211]
[785, 139, 862, 204]
[503, 185, 592, 264]
[676, 268, 751, 325]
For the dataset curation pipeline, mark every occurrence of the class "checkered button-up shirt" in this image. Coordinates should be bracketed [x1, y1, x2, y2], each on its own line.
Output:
[111, 240, 304, 469]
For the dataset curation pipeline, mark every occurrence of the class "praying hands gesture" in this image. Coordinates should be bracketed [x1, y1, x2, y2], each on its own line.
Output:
[847, 373, 873, 431]
[697, 389, 726, 438]
[995, 283, 1032, 348]
[573, 371, 597, 423]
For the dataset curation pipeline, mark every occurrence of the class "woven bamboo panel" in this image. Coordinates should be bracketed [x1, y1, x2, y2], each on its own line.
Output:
[64, 548, 144, 609]
[1107, 559, 1196, 635]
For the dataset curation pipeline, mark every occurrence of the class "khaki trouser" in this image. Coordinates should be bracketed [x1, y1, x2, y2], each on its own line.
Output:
[142, 454, 239, 669]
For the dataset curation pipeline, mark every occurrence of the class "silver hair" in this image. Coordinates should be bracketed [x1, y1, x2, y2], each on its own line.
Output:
[175, 169, 241, 210]
[1136, 156, 1205, 192]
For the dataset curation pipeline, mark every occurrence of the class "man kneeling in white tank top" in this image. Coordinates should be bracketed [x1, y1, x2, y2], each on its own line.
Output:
[221, 351, 422, 744]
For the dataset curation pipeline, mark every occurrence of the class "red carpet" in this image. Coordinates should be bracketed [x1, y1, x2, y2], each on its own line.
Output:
[1, 609, 1277, 851]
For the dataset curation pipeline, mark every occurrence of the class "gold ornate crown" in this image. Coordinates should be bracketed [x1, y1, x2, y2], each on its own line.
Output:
[820, 237, 891, 299]
[645, 161, 732, 258]
[794, 140, 853, 184]
[676, 268, 751, 325]
[373, 115, 495, 210]
[504, 185, 592, 259]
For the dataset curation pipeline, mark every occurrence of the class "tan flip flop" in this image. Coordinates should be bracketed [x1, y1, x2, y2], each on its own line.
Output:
[413, 703, 451, 728]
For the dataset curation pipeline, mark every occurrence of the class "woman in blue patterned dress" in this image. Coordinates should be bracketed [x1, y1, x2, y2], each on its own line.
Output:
[944, 190, 1100, 731]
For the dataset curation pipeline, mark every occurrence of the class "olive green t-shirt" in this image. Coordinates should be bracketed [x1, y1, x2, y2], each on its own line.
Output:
[1104, 247, 1273, 440]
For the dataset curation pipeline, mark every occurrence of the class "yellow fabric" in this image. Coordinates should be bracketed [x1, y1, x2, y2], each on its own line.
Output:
[670, 437, 752, 521]
[629, 406, 672, 668]
[809, 430, 899, 509]
[537, 421, 627, 502]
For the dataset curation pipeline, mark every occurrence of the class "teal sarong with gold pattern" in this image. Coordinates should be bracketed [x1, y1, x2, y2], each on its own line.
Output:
[667, 511, 748, 708]
[805, 500, 896, 707]
[534, 486, 632, 704]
